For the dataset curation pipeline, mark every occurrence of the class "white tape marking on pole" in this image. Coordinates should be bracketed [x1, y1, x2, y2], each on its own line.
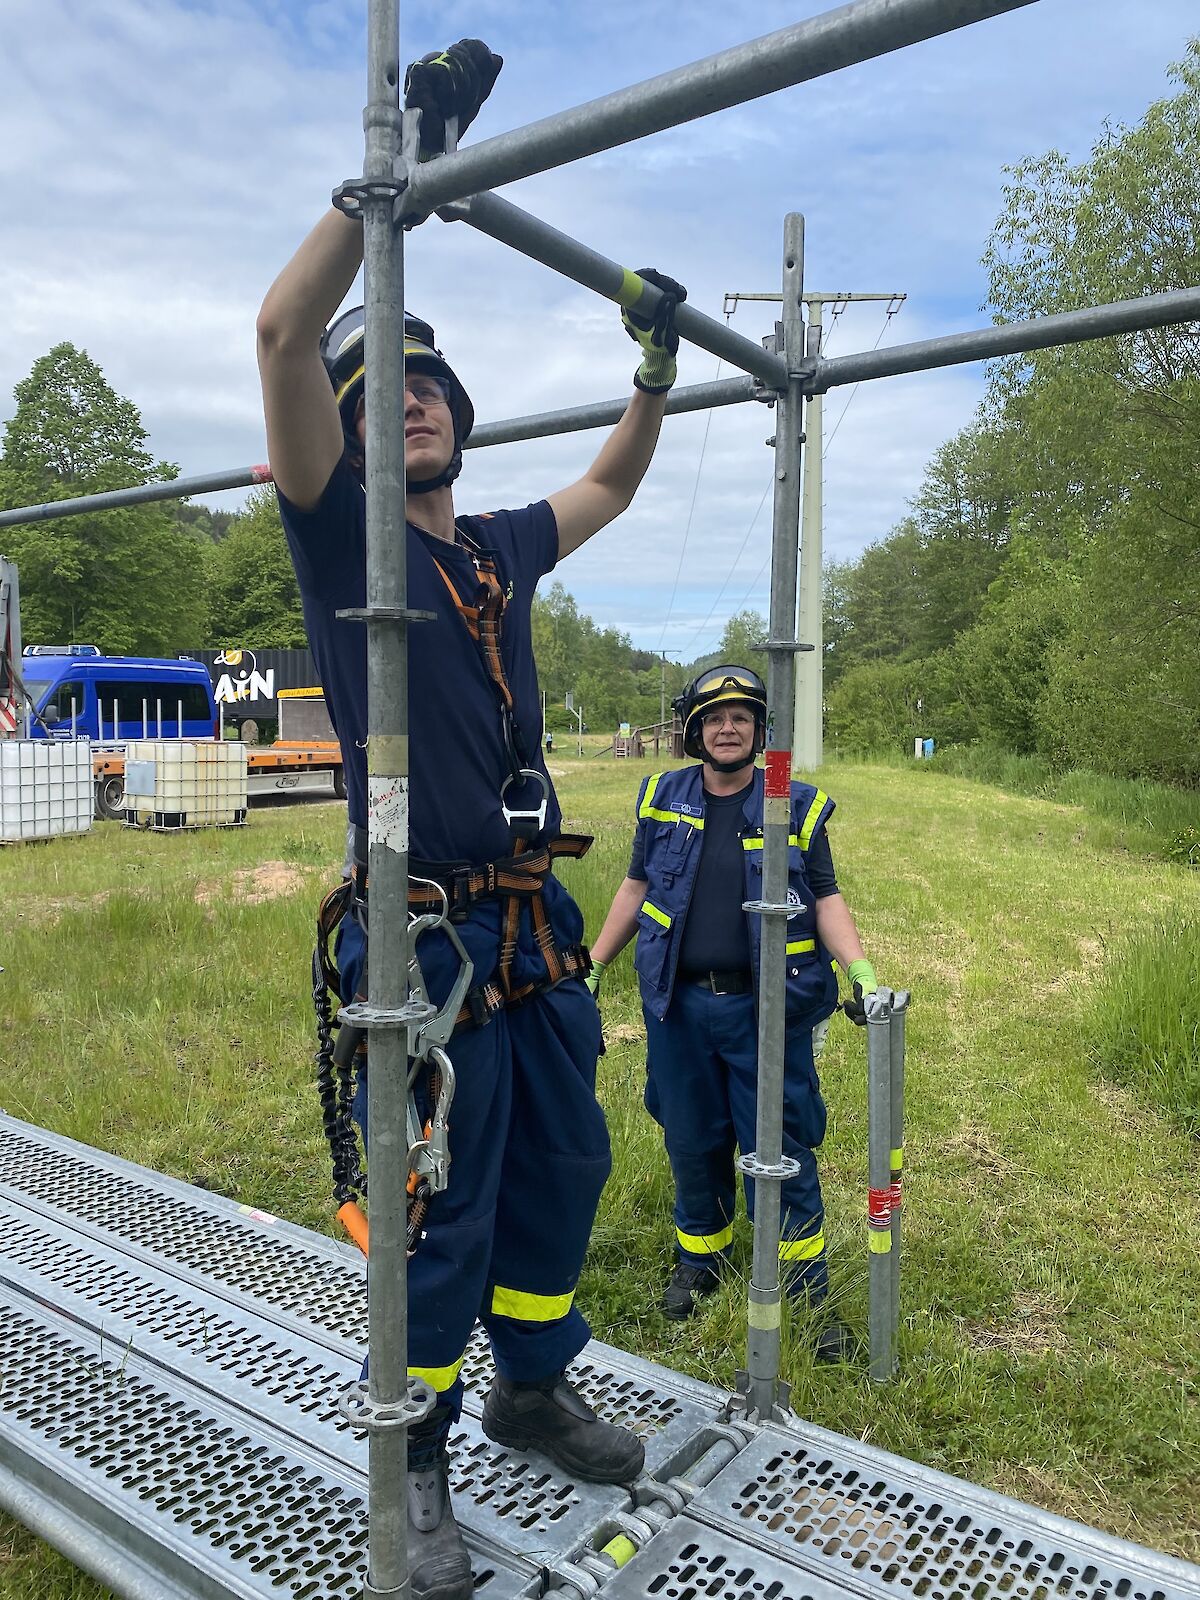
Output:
[369, 775, 409, 854]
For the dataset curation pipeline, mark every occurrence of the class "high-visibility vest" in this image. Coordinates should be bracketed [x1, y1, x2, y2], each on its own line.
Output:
[632, 764, 839, 1025]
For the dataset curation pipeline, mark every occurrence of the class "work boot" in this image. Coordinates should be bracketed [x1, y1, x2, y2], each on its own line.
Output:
[662, 1261, 721, 1321]
[812, 1318, 853, 1364]
[481, 1370, 645, 1483]
[407, 1410, 473, 1600]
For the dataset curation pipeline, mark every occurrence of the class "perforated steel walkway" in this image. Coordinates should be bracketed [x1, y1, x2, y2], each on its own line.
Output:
[1, 1112, 1196, 1600]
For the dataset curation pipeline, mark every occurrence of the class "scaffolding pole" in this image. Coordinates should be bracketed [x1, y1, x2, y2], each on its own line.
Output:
[441, 191, 787, 387]
[737, 212, 809, 1423]
[813, 287, 1200, 389]
[402, 0, 1035, 213]
[335, 2, 430, 1596]
[6, 284, 1200, 534]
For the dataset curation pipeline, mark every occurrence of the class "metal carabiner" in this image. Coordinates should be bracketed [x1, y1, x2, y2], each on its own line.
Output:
[500, 767, 550, 834]
[407, 1044, 456, 1196]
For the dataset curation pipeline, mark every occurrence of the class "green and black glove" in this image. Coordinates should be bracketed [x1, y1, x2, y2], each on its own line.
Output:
[842, 958, 878, 1027]
[585, 956, 607, 998]
[620, 268, 687, 393]
[404, 38, 503, 158]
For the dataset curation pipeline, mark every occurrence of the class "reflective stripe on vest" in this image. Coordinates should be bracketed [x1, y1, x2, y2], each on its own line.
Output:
[797, 789, 829, 850]
[641, 899, 672, 928]
[639, 771, 705, 829]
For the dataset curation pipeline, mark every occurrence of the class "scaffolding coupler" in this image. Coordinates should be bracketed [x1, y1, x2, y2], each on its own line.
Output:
[545, 1422, 756, 1597]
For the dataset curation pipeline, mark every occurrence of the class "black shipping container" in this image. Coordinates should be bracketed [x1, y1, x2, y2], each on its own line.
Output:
[186, 648, 319, 723]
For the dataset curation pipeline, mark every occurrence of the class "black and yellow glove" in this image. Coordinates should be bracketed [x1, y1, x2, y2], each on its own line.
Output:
[620, 268, 687, 393]
[404, 39, 503, 158]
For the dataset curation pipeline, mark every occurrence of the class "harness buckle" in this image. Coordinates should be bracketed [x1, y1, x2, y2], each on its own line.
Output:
[447, 870, 475, 923]
[500, 767, 550, 834]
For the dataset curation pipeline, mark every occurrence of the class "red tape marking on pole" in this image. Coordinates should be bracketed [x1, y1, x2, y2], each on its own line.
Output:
[765, 749, 790, 796]
[868, 1187, 892, 1229]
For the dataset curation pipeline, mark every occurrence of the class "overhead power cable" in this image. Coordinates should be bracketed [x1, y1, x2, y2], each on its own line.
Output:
[679, 474, 773, 659]
[822, 296, 903, 459]
[657, 309, 736, 652]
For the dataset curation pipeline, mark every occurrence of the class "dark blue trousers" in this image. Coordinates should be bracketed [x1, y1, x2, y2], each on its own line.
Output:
[643, 983, 829, 1298]
[339, 875, 610, 1417]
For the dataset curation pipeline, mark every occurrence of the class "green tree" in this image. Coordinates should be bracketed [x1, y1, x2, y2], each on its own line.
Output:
[711, 609, 767, 666]
[0, 343, 206, 653]
[203, 487, 307, 648]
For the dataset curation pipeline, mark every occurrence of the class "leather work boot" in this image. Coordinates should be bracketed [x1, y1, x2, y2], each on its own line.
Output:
[406, 1410, 473, 1600]
[481, 1370, 646, 1483]
[662, 1261, 721, 1321]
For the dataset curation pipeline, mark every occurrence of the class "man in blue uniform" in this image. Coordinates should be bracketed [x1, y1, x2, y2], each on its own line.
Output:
[587, 666, 878, 1350]
[257, 40, 687, 1600]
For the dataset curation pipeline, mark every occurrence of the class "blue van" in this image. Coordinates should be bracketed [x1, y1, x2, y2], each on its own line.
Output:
[21, 647, 217, 742]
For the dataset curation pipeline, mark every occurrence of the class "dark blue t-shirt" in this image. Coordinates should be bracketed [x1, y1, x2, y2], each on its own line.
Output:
[278, 455, 561, 863]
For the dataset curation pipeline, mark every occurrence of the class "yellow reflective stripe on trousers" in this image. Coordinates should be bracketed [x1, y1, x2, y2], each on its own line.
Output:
[641, 900, 672, 928]
[798, 790, 829, 850]
[677, 1223, 733, 1256]
[490, 1284, 576, 1322]
[786, 938, 816, 956]
[409, 1357, 464, 1394]
[779, 1232, 824, 1262]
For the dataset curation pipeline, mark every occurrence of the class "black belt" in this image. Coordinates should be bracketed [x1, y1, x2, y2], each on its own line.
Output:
[686, 970, 753, 996]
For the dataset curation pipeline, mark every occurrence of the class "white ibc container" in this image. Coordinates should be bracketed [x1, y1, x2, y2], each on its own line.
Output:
[0, 739, 94, 843]
[124, 740, 248, 828]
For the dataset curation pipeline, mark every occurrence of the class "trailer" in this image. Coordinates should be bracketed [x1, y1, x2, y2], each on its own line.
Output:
[15, 633, 342, 817]
[0, 555, 24, 737]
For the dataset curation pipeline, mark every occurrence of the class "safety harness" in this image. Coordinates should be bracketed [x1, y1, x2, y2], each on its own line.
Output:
[312, 516, 594, 1255]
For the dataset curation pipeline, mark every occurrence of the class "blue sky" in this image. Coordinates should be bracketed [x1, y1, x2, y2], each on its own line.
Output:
[2, 0, 1196, 655]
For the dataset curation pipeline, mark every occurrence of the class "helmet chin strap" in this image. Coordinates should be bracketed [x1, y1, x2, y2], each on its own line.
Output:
[706, 751, 758, 775]
[407, 451, 462, 495]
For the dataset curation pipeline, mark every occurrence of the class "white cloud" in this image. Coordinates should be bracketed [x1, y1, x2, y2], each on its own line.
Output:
[2, 0, 1196, 651]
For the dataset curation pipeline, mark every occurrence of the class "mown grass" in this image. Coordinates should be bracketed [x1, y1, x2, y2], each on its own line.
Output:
[1, 759, 1199, 1595]
[899, 741, 1200, 864]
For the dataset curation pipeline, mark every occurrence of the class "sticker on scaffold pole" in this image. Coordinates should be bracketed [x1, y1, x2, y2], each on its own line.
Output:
[765, 749, 791, 797]
[868, 1186, 892, 1253]
[369, 774, 409, 854]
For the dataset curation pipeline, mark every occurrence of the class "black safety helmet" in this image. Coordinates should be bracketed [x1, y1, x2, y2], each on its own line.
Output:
[674, 663, 768, 770]
[319, 306, 475, 492]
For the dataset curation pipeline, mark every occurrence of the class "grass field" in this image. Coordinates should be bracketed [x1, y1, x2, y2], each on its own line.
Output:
[2, 753, 1199, 1595]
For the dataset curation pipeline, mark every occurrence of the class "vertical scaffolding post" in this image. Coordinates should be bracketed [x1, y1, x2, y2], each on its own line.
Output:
[866, 989, 896, 1383]
[889, 990, 910, 1367]
[738, 213, 807, 1422]
[339, 1, 431, 1594]
[795, 299, 823, 772]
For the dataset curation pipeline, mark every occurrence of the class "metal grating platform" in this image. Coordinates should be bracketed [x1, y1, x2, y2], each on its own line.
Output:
[1, 1113, 1197, 1600]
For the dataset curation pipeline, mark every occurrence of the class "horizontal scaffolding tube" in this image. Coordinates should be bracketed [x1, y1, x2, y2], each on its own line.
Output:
[0, 465, 273, 529]
[467, 375, 759, 449]
[4, 284, 1196, 530]
[814, 287, 1200, 391]
[405, 0, 1034, 213]
[443, 192, 788, 388]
